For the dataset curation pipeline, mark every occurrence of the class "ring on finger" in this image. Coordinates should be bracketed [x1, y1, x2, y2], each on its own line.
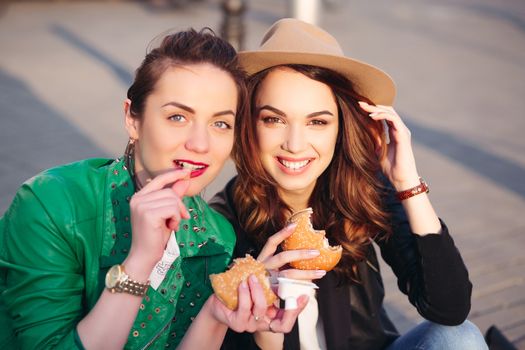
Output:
[254, 315, 261, 322]
[268, 320, 276, 333]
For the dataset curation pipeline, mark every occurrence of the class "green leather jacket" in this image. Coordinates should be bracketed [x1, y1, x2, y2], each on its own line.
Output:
[0, 157, 236, 349]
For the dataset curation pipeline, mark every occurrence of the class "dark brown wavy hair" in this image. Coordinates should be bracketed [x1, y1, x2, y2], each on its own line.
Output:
[232, 64, 391, 281]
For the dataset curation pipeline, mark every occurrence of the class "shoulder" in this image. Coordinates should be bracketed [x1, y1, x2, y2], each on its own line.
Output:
[207, 177, 260, 258]
[3, 157, 118, 226]
[208, 176, 239, 224]
[24, 157, 113, 191]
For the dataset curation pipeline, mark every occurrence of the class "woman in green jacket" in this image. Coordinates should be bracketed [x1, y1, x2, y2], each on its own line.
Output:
[0, 28, 306, 349]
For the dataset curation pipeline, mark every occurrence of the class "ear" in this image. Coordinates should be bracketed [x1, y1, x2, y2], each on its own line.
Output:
[124, 99, 140, 140]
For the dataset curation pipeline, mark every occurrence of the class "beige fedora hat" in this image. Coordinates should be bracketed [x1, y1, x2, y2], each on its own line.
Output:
[238, 18, 396, 105]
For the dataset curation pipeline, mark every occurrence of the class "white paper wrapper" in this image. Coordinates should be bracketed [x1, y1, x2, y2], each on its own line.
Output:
[149, 231, 180, 290]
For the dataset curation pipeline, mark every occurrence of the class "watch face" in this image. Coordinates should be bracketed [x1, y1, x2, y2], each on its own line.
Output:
[105, 265, 122, 289]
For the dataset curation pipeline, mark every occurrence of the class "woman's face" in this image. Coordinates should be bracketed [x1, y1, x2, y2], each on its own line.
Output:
[255, 67, 339, 200]
[126, 63, 238, 196]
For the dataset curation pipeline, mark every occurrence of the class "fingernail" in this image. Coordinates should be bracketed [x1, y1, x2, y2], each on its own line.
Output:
[369, 112, 380, 117]
[240, 280, 248, 289]
[286, 223, 298, 230]
[315, 270, 326, 277]
[249, 274, 259, 284]
[358, 101, 367, 105]
[308, 250, 320, 256]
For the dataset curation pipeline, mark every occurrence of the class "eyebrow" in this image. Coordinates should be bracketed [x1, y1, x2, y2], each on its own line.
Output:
[257, 105, 334, 118]
[162, 101, 235, 117]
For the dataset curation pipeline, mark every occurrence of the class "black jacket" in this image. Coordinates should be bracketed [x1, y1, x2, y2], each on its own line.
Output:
[211, 177, 472, 350]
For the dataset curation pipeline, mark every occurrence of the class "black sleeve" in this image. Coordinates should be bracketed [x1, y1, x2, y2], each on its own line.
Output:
[210, 179, 267, 350]
[376, 178, 472, 325]
[209, 177, 259, 259]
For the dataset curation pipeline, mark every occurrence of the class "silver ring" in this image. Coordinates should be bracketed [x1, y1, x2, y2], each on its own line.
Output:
[254, 315, 260, 322]
[268, 320, 276, 333]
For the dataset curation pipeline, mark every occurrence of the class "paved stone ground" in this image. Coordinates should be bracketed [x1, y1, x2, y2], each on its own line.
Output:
[1, 0, 524, 348]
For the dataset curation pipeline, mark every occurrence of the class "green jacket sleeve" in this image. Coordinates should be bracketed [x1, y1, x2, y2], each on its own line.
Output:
[0, 180, 85, 349]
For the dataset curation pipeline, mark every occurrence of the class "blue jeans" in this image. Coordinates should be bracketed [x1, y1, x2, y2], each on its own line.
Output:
[386, 320, 488, 350]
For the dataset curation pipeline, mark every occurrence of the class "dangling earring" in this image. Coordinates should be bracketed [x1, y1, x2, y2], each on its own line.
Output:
[125, 138, 135, 158]
[123, 138, 135, 172]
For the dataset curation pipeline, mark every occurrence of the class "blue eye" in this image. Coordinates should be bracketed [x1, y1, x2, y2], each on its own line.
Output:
[213, 121, 232, 129]
[169, 114, 186, 122]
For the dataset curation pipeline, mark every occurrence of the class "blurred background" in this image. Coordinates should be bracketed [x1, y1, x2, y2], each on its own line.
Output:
[1, 0, 524, 348]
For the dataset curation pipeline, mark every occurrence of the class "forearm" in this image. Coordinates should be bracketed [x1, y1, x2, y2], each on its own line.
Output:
[254, 331, 284, 350]
[177, 297, 228, 350]
[76, 290, 143, 349]
[413, 224, 472, 324]
[395, 176, 441, 235]
[77, 257, 153, 349]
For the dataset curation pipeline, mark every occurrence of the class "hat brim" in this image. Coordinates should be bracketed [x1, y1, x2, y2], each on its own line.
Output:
[238, 51, 396, 106]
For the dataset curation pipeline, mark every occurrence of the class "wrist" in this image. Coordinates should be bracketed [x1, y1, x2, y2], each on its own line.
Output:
[202, 296, 229, 331]
[396, 177, 429, 201]
[392, 175, 421, 192]
[122, 255, 156, 282]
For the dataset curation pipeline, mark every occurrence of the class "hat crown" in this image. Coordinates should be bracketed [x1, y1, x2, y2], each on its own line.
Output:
[238, 18, 396, 105]
[259, 18, 344, 57]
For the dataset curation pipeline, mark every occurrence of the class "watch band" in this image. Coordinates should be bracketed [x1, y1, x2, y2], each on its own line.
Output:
[106, 264, 150, 297]
[115, 276, 150, 297]
[396, 177, 429, 201]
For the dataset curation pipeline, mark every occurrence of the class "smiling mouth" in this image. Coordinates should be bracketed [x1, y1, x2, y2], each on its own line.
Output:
[278, 158, 311, 170]
[174, 160, 207, 171]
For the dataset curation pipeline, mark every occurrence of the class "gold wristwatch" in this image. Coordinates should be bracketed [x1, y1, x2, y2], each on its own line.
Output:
[105, 264, 149, 297]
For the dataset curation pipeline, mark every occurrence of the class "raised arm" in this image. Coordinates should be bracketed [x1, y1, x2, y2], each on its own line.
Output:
[360, 102, 472, 324]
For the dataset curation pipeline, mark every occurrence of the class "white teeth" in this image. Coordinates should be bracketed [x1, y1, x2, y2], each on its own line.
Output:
[280, 159, 310, 170]
[176, 161, 205, 171]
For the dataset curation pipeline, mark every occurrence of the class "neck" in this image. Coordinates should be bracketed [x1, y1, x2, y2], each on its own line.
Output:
[279, 187, 313, 213]
[130, 155, 151, 191]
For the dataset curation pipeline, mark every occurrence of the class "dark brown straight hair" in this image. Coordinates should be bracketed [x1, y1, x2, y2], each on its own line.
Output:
[127, 28, 247, 121]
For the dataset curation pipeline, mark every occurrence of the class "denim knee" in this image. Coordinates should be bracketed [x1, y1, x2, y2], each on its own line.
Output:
[419, 320, 488, 350]
[387, 319, 488, 350]
[450, 320, 488, 350]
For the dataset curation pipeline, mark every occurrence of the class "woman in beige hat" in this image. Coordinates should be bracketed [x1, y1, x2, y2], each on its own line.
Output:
[211, 18, 487, 349]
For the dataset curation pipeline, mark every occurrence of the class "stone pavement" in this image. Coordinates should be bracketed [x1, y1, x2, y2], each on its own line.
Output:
[1, 0, 524, 347]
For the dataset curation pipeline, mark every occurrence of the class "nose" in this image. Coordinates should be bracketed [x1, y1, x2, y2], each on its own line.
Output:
[282, 124, 306, 153]
[185, 123, 209, 153]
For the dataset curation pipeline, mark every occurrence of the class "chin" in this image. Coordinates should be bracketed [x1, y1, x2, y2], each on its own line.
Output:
[186, 177, 212, 197]
[277, 180, 314, 193]
[185, 185, 203, 197]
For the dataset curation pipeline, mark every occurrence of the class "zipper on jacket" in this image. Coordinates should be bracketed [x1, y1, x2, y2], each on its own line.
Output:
[140, 312, 174, 350]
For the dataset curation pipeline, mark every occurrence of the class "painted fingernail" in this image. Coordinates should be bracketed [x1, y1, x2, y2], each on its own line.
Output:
[315, 270, 326, 277]
[308, 250, 320, 256]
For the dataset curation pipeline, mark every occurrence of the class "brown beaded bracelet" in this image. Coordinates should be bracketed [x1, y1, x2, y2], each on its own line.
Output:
[396, 177, 429, 201]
